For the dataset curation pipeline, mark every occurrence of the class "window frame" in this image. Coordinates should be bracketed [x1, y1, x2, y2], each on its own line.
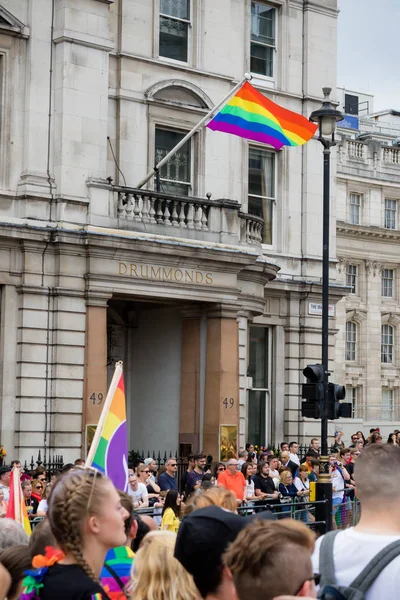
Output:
[249, 1, 277, 82]
[345, 321, 357, 362]
[346, 263, 358, 294]
[382, 268, 394, 299]
[381, 388, 394, 421]
[156, 0, 193, 66]
[247, 144, 277, 247]
[384, 198, 398, 230]
[347, 387, 360, 418]
[154, 125, 193, 196]
[349, 192, 361, 225]
[381, 324, 394, 364]
[344, 94, 359, 116]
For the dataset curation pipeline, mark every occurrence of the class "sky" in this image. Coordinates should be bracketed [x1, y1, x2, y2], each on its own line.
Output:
[337, 0, 400, 112]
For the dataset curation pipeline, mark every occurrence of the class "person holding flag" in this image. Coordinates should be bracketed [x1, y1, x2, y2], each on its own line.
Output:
[21, 468, 129, 600]
[6, 467, 31, 537]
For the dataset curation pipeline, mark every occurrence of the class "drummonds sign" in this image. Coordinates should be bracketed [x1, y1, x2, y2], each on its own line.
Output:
[118, 262, 214, 285]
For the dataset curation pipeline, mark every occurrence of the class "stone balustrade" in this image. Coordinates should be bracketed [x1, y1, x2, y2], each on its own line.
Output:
[347, 141, 365, 159]
[114, 187, 264, 247]
[339, 139, 400, 184]
[382, 147, 400, 164]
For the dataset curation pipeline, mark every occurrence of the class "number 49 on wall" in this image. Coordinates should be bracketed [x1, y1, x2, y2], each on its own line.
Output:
[222, 398, 235, 409]
[90, 392, 104, 405]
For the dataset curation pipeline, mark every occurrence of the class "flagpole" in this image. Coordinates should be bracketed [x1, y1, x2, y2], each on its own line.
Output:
[136, 73, 252, 189]
[85, 361, 123, 467]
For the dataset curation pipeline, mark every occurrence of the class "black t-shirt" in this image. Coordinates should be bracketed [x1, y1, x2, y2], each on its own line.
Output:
[347, 462, 355, 478]
[38, 564, 109, 600]
[25, 496, 39, 516]
[252, 475, 280, 505]
[253, 474, 276, 495]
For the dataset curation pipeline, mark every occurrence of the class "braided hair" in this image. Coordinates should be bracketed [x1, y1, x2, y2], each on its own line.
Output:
[47, 468, 107, 583]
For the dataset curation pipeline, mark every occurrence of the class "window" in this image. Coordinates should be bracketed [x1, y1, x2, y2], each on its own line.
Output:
[155, 128, 191, 195]
[159, 0, 190, 63]
[344, 94, 359, 115]
[382, 269, 394, 298]
[250, 2, 276, 78]
[248, 147, 275, 244]
[385, 199, 397, 230]
[347, 387, 360, 418]
[346, 264, 357, 294]
[349, 193, 361, 225]
[248, 327, 270, 447]
[382, 388, 394, 421]
[381, 324, 394, 363]
[345, 322, 357, 361]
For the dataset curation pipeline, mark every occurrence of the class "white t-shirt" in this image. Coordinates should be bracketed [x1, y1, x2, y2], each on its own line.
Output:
[331, 469, 345, 499]
[290, 453, 300, 466]
[245, 479, 255, 499]
[294, 477, 309, 492]
[0, 485, 9, 502]
[269, 469, 280, 489]
[128, 482, 148, 503]
[312, 528, 400, 600]
[37, 499, 48, 514]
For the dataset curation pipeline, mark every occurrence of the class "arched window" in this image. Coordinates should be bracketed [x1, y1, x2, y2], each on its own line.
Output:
[345, 321, 357, 361]
[381, 324, 394, 363]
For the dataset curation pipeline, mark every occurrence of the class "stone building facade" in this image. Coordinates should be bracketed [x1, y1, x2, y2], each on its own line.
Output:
[0, 0, 342, 463]
[336, 109, 400, 440]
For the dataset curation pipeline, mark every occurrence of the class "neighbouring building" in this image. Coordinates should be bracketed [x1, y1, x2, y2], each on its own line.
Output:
[0, 0, 343, 464]
[336, 90, 400, 440]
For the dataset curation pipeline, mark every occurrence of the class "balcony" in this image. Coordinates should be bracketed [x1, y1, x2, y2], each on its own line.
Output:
[114, 187, 264, 247]
[338, 139, 400, 184]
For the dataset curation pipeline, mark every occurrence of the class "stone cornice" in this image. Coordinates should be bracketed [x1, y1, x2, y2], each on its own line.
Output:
[0, 5, 29, 38]
[53, 29, 114, 52]
[337, 221, 400, 241]
[303, 0, 339, 17]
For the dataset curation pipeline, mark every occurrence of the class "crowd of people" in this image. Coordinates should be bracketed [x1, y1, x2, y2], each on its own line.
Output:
[0, 429, 396, 599]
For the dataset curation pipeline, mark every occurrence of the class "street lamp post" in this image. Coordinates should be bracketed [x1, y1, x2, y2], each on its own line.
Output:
[310, 88, 343, 531]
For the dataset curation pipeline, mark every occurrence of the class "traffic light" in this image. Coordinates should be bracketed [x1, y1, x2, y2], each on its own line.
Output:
[301, 364, 325, 419]
[328, 383, 352, 420]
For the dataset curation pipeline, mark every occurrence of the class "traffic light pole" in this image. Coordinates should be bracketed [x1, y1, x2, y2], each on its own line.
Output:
[315, 143, 333, 534]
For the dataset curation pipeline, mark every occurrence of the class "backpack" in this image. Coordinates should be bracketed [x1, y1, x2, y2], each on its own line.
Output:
[318, 530, 400, 600]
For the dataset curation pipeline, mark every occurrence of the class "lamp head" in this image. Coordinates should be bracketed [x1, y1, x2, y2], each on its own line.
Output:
[310, 88, 344, 144]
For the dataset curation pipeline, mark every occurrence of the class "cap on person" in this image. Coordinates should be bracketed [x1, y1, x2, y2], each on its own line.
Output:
[0, 467, 11, 476]
[174, 505, 274, 598]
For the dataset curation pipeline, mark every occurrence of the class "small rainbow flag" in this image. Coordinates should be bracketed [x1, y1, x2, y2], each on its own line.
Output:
[86, 363, 129, 492]
[6, 468, 31, 536]
[206, 81, 317, 150]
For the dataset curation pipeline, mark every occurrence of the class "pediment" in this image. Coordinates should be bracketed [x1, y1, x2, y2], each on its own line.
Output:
[0, 5, 29, 38]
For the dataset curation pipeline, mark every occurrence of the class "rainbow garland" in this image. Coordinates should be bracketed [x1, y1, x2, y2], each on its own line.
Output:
[206, 81, 318, 150]
[21, 547, 65, 600]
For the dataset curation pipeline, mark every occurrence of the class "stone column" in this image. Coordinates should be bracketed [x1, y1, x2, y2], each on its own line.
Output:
[0, 286, 18, 458]
[83, 293, 111, 441]
[179, 308, 202, 452]
[203, 305, 239, 460]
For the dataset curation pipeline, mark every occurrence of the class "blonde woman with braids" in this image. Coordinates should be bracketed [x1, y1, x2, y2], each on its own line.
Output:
[21, 468, 129, 600]
[130, 530, 199, 600]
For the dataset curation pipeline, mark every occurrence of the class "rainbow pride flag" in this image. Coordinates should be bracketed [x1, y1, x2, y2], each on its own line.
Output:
[6, 468, 31, 536]
[206, 81, 317, 150]
[86, 363, 129, 492]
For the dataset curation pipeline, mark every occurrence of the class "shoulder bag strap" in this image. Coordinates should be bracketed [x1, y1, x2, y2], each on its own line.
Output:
[103, 563, 127, 596]
[318, 530, 341, 588]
